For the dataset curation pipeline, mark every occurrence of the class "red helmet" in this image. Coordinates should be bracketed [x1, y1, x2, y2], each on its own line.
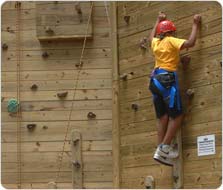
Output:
[156, 20, 176, 35]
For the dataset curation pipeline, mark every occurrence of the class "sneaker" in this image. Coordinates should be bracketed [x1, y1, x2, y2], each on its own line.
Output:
[153, 152, 173, 166]
[157, 144, 179, 159]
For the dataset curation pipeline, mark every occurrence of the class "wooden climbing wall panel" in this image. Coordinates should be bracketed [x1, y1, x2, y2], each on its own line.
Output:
[1, 1, 112, 189]
[36, 2, 93, 40]
[117, 1, 222, 189]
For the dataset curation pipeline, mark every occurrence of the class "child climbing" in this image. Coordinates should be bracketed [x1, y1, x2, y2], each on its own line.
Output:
[148, 12, 201, 166]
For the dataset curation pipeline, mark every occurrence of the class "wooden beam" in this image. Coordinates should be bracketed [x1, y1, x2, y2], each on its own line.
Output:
[173, 129, 183, 188]
[71, 130, 83, 189]
[111, 2, 120, 188]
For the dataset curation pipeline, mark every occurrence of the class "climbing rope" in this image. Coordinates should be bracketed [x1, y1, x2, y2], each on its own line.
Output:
[55, 1, 94, 184]
[15, 1, 22, 189]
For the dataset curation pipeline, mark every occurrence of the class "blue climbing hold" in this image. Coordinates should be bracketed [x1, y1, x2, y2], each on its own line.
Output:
[7, 98, 19, 113]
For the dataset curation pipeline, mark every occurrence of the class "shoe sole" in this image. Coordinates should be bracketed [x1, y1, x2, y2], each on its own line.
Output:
[153, 157, 173, 167]
[157, 149, 179, 159]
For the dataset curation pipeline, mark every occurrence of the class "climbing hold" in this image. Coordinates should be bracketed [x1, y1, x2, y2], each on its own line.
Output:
[144, 176, 155, 189]
[27, 124, 36, 131]
[47, 181, 57, 189]
[7, 98, 19, 113]
[57, 91, 68, 99]
[73, 161, 81, 168]
[131, 103, 139, 111]
[75, 3, 83, 23]
[180, 55, 191, 65]
[186, 88, 195, 98]
[120, 73, 128, 81]
[173, 175, 179, 183]
[75, 61, 83, 68]
[73, 138, 80, 146]
[87, 112, 96, 119]
[1, 97, 5, 102]
[15, 1, 21, 8]
[30, 84, 38, 91]
[75, 3, 82, 15]
[124, 15, 130, 24]
[2, 43, 8, 50]
[42, 52, 49, 58]
[220, 61, 222, 67]
[45, 26, 54, 35]
[139, 37, 148, 50]
[42, 125, 48, 130]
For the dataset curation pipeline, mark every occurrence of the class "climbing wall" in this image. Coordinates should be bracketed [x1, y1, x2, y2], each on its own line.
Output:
[117, 1, 222, 188]
[1, 1, 112, 189]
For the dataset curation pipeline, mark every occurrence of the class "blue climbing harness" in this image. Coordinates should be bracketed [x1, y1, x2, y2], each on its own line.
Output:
[150, 68, 181, 110]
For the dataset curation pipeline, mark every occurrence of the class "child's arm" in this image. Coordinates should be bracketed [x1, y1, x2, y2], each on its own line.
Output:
[148, 12, 166, 43]
[181, 14, 201, 49]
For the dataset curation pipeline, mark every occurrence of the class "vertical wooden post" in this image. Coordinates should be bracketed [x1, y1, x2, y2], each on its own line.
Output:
[111, 1, 120, 188]
[173, 129, 183, 188]
[71, 130, 83, 189]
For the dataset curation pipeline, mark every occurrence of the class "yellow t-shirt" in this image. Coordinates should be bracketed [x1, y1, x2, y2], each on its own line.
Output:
[151, 36, 186, 71]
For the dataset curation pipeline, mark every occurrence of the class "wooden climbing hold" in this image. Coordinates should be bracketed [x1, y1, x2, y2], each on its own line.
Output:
[186, 88, 195, 98]
[120, 73, 128, 81]
[57, 91, 68, 99]
[30, 84, 38, 91]
[144, 176, 155, 189]
[131, 103, 139, 111]
[42, 52, 49, 58]
[87, 112, 96, 119]
[45, 26, 54, 35]
[139, 37, 148, 50]
[2, 43, 8, 50]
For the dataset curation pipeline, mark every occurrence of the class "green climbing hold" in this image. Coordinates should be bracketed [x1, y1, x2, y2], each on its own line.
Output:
[7, 98, 19, 113]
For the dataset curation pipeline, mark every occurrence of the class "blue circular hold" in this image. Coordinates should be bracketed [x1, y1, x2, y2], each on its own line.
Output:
[7, 98, 19, 113]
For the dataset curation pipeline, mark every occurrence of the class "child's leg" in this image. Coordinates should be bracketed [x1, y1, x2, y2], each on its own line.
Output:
[157, 114, 169, 144]
[162, 114, 183, 145]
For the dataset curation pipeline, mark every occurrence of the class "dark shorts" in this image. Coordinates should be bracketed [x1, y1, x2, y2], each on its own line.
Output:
[149, 74, 183, 119]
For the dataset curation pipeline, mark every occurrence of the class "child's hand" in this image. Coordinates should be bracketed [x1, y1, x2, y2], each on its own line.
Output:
[158, 12, 166, 22]
[193, 14, 201, 24]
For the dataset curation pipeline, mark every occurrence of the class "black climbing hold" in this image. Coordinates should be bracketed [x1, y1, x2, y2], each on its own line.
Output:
[131, 103, 139, 111]
[87, 112, 96, 119]
[120, 73, 128, 81]
[173, 175, 179, 183]
[42, 52, 49, 58]
[146, 186, 151, 189]
[42, 125, 48, 130]
[45, 26, 54, 35]
[139, 37, 148, 50]
[57, 91, 68, 99]
[73, 139, 80, 146]
[27, 124, 36, 131]
[220, 61, 222, 67]
[186, 88, 195, 98]
[30, 84, 38, 91]
[73, 161, 81, 168]
[75, 4, 82, 15]
[124, 15, 130, 24]
[2, 43, 8, 50]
